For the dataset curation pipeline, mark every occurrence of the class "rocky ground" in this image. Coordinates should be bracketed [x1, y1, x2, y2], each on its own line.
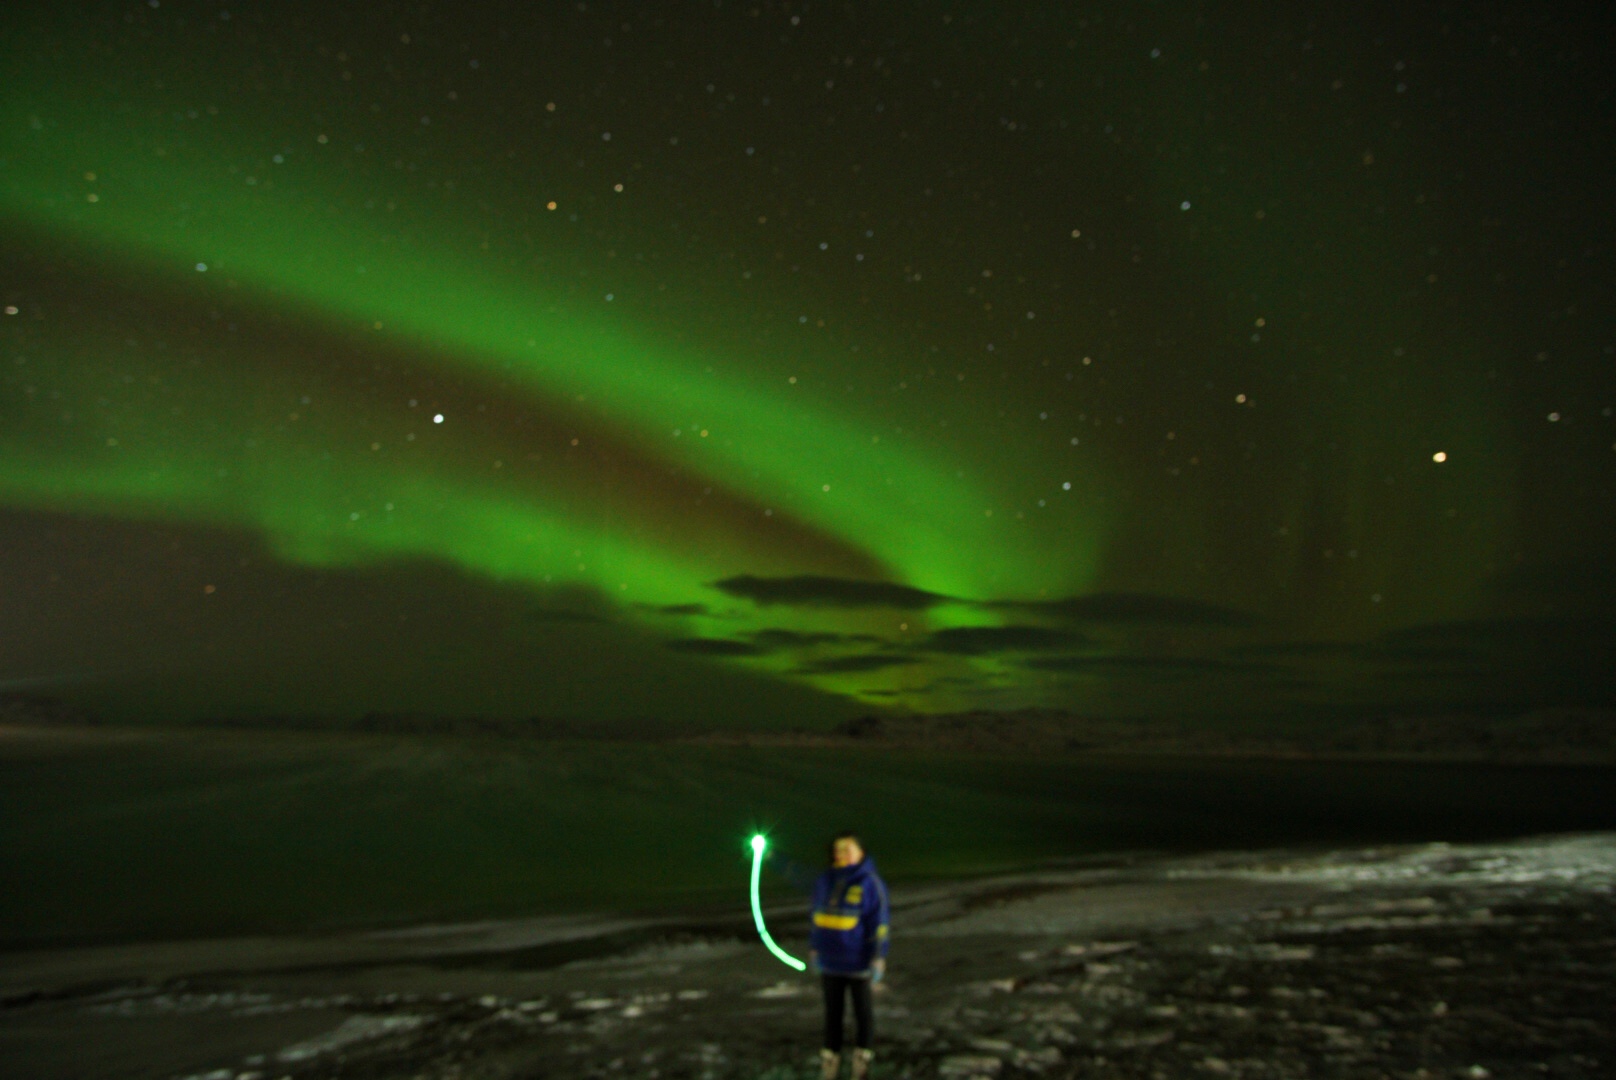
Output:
[3, 834, 1613, 1080]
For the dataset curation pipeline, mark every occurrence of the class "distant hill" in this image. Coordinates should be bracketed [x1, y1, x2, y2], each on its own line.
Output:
[0, 693, 100, 727]
[795, 708, 1616, 766]
[6, 693, 1613, 765]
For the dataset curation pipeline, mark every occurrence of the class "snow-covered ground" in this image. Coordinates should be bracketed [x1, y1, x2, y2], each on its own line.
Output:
[3, 833, 1613, 1080]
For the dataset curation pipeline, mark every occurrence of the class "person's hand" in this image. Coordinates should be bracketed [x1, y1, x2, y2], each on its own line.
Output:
[808, 951, 821, 975]
[871, 958, 886, 983]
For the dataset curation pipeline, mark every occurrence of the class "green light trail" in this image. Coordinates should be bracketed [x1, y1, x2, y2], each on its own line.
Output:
[748, 834, 807, 972]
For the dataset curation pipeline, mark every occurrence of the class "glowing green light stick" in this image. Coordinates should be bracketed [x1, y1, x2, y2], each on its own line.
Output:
[749, 834, 807, 971]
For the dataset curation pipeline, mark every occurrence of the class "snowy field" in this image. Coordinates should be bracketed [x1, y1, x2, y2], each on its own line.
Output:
[3, 832, 1613, 1080]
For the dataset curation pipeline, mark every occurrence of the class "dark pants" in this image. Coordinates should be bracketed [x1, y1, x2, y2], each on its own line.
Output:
[821, 974, 873, 1051]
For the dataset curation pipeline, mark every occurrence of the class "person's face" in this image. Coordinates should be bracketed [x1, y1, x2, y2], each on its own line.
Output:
[832, 838, 864, 868]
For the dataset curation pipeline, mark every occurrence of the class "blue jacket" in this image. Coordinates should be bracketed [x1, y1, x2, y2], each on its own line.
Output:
[809, 857, 890, 975]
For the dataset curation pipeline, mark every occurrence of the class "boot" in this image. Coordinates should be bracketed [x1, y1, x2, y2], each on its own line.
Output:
[819, 1048, 841, 1080]
[850, 1048, 874, 1080]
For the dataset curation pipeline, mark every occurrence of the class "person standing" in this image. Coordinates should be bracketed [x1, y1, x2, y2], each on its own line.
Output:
[809, 830, 890, 1080]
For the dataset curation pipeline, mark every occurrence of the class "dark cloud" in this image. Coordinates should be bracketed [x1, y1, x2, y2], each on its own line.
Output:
[1232, 622, 1614, 674]
[643, 602, 708, 617]
[751, 628, 884, 650]
[524, 607, 603, 624]
[1227, 641, 1356, 659]
[661, 628, 890, 660]
[996, 592, 1257, 627]
[521, 584, 614, 623]
[1025, 654, 1251, 675]
[713, 574, 948, 609]
[1229, 639, 1483, 668]
[921, 625, 1083, 655]
[1487, 557, 1616, 609]
[1366, 618, 1616, 702]
[0, 508, 870, 726]
[1380, 667, 1480, 683]
[1376, 616, 1615, 650]
[1362, 644, 1485, 666]
[661, 638, 766, 657]
[796, 654, 921, 675]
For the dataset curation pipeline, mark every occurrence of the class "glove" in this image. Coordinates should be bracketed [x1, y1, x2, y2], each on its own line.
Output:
[809, 953, 822, 975]
[871, 958, 886, 983]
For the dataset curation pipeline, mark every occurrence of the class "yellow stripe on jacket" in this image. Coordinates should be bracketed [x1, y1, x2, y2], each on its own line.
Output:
[813, 912, 860, 930]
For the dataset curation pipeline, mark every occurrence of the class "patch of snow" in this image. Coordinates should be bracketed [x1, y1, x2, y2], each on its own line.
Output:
[275, 1014, 428, 1062]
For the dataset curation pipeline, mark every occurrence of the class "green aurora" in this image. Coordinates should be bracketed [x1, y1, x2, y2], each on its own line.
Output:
[2, 3, 1612, 720]
[0, 80, 1075, 602]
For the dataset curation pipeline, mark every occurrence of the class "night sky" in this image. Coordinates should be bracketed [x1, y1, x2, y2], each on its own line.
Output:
[3, 2, 1613, 724]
